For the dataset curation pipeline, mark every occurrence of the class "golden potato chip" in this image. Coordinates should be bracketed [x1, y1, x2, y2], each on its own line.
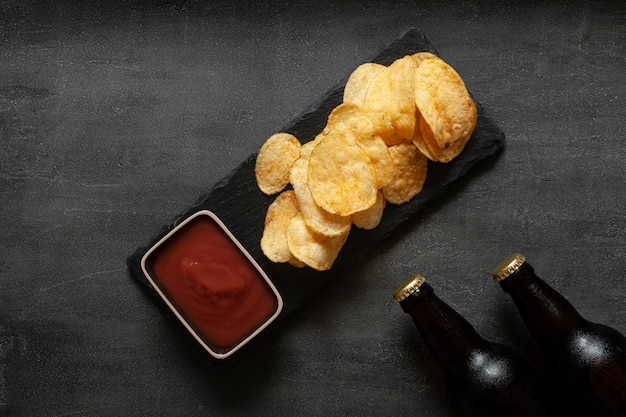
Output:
[296, 139, 319, 164]
[290, 148, 351, 237]
[287, 212, 349, 271]
[288, 257, 306, 268]
[260, 190, 300, 263]
[410, 51, 441, 67]
[325, 103, 394, 188]
[255, 132, 301, 195]
[308, 131, 378, 216]
[326, 102, 376, 138]
[352, 191, 386, 230]
[343, 62, 386, 106]
[363, 55, 418, 145]
[355, 132, 395, 189]
[382, 143, 428, 205]
[414, 58, 477, 163]
[411, 111, 437, 161]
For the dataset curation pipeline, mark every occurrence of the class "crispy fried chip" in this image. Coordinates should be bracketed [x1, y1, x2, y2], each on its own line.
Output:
[290, 145, 351, 237]
[325, 103, 394, 188]
[260, 190, 300, 263]
[298, 139, 317, 160]
[326, 102, 376, 138]
[382, 143, 428, 205]
[308, 131, 378, 216]
[414, 58, 477, 163]
[343, 62, 386, 106]
[287, 212, 349, 271]
[352, 191, 386, 230]
[411, 111, 437, 161]
[255, 132, 301, 195]
[288, 257, 306, 268]
[355, 132, 395, 189]
[363, 55, 418, 145]
[410, 52, 441, 67]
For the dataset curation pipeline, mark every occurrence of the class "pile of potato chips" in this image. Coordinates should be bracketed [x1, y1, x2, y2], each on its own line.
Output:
[254, 52, 477, 271]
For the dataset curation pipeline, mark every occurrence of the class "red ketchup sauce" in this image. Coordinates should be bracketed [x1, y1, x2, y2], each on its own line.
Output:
[146, 213, 280, 353]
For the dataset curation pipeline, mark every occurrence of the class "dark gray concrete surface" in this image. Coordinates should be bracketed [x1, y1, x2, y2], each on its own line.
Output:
[1, 1, 624, 416]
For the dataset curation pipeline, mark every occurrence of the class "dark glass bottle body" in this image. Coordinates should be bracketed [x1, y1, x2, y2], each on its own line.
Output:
[493, 254, 626, 417]
[394, 275, 553, 417]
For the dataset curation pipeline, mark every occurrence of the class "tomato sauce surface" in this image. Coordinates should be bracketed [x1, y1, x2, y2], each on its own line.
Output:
[149, 215, 278, 350]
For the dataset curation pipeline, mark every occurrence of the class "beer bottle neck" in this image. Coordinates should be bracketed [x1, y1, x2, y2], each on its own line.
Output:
[400, 282, 488, 375]
[499, 263, 585, 347]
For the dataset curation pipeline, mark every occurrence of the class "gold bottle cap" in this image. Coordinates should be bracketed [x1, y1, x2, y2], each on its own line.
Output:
[393, 274, 426, 303]
[492, 253, 526, 282]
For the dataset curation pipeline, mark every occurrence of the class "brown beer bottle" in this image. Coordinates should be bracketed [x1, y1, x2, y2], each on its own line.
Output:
[492, 253, 626, 417]
[393, 274, 554, 417]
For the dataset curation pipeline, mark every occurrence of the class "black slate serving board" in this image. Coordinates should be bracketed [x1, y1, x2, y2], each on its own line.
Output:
[127, 28, 505, 351]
